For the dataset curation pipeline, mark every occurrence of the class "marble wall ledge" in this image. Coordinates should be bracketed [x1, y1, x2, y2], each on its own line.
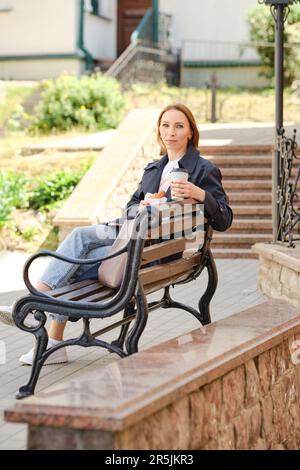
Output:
[5, 299, 300, 433]
[253, 242, 300, 273]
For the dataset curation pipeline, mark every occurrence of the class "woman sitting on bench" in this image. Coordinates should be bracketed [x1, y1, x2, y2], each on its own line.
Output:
[0, 103, 232, 365]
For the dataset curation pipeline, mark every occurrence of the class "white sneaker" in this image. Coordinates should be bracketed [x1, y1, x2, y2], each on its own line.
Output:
[19, 338, 68, 366]
[0, 305, 40, 328]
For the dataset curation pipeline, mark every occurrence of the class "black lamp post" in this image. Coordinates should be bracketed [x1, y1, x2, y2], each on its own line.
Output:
[260, 0, 298, 243]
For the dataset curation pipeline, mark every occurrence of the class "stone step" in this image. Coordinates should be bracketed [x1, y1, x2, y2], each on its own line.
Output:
[230, 205, 272, 217]
[213, 232, 271, 242]
[206, 155, 272, 167]
[212, 233, 272, 249]
[212, 248, 258, 259]
[224, 180, 272, 190]
[222, 168, 272, 179]
[227, 192, 272, 203]
[229, 219, 272, 233]
[199, 145, 272, 155]
[221, 167, 298, 179]
[202, 145, 298, 257]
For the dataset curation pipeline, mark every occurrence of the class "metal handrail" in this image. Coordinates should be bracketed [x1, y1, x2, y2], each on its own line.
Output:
[276, 129, 300, 246]
[131, 8, 153, 43]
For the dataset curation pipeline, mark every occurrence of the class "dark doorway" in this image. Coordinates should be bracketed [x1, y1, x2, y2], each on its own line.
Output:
[117, 0, 152, 56]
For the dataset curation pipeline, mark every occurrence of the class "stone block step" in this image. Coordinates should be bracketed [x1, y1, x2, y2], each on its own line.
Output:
[212, 233, 272, 246]
[230, 205, 272, 217]
[199, 145, 272, 155]
[227, 192, 272, 203]
[206, 155, 272, 168]
[224, 180, 272, 190]
[221, 168, 272, 179]
[229, 218, 272, 233]
[212, 248, 258, 259]
[221, 167, 298, 179]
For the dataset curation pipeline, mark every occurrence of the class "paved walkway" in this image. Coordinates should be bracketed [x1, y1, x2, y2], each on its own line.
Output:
[22, 129, 116, 155]
[0, 256, 266, 450]
[200, 121, 299, 146]
[21, 121, 300, 155]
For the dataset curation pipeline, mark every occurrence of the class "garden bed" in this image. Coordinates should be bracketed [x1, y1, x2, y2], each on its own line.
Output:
[0, 150, 97, 253]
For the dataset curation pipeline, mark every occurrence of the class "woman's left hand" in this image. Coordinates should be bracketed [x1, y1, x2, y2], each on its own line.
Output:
[171, 180, 206, 202]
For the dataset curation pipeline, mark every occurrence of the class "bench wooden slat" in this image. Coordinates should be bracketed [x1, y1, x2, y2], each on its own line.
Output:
[49, 280, 98, 297]
[147, 213, 204, 240]
[139, 253, 201, 286]
[141, 231, 205, 266]
[141, 239, 187, 265]
[84, 288, 116, 302]
[143, 270, 195, 295]
[156, 199, 202, 219]
[57, 283, 106, 301]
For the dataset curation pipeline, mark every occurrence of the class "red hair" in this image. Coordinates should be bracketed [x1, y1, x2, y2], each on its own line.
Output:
[157, 103, 199, 154]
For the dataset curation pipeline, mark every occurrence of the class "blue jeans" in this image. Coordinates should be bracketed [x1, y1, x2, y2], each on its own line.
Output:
[40, 224, 117, 323]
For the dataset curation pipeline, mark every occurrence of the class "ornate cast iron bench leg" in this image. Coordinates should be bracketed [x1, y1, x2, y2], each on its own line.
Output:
[15, 307, 49, 399]
[160, 286, 205, 325]
[199, 249, 218, 325]
[110, 300, 135, 350]
[126, 282, 149, 355]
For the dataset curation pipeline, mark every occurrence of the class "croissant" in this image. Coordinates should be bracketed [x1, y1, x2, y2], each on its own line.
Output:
[149, 190, 166, 199]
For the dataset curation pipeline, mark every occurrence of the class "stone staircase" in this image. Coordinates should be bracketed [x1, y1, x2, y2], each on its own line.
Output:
[201, 146, 272, 259]
[200, 145, 299, 259]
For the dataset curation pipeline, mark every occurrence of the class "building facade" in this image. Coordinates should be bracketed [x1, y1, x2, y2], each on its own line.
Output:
[159, 0, 267, 87]
[0, 0, 118, 80]
[0, 0, 266, 87]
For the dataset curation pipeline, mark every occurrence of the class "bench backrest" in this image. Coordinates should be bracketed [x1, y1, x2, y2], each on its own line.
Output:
[123, 199, 210, 295]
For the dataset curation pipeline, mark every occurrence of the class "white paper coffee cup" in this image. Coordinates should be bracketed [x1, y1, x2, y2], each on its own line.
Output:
[170, 168, 189, 200]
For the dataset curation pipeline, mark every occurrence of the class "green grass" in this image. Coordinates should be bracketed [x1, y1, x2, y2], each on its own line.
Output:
[124, 82, 300, 123]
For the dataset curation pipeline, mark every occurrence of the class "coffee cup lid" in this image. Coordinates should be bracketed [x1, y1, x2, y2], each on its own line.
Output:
[170, 168, 188, 173]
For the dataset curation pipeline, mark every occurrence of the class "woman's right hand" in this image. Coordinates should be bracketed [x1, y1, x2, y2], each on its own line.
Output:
[138, 200, 150, 212]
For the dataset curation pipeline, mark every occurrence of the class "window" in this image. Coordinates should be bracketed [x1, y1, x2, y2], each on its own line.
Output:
[90, 0, 112, 19]
[91, 0, 99, 15]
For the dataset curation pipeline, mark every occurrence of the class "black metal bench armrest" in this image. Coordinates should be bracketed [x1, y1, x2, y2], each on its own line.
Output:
[23, 244, 130, 297]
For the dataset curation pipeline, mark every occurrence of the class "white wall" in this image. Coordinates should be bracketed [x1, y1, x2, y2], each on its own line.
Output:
[84, 0, 117, 60]
[160, 0, 258, 52]
[182, 66, 269, 89]
[0, 59, 84, 80]
[0, 0, 77, 56]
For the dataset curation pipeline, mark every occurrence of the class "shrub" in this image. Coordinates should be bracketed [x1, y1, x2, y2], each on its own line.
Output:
[6, 104, 34, 132]
[31, 73, 126, 133]
[20, 226, 41, 242]
[247, 3, 300, 86]
[0, 199, 11, 228]
[28, 168, 87, 211]
[0, 171, 28, 208]
[0, 171, 28, 227]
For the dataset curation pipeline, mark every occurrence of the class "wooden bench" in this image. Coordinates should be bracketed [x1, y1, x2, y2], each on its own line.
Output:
[12, 199, 217, 399]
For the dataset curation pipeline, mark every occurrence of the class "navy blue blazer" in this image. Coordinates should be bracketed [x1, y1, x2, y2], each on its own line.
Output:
[125, 145, 233, 232]
[75, 146, 232, 285]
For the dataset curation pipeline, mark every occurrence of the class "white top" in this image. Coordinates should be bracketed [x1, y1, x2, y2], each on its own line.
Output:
[158, 159, 179, 192]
